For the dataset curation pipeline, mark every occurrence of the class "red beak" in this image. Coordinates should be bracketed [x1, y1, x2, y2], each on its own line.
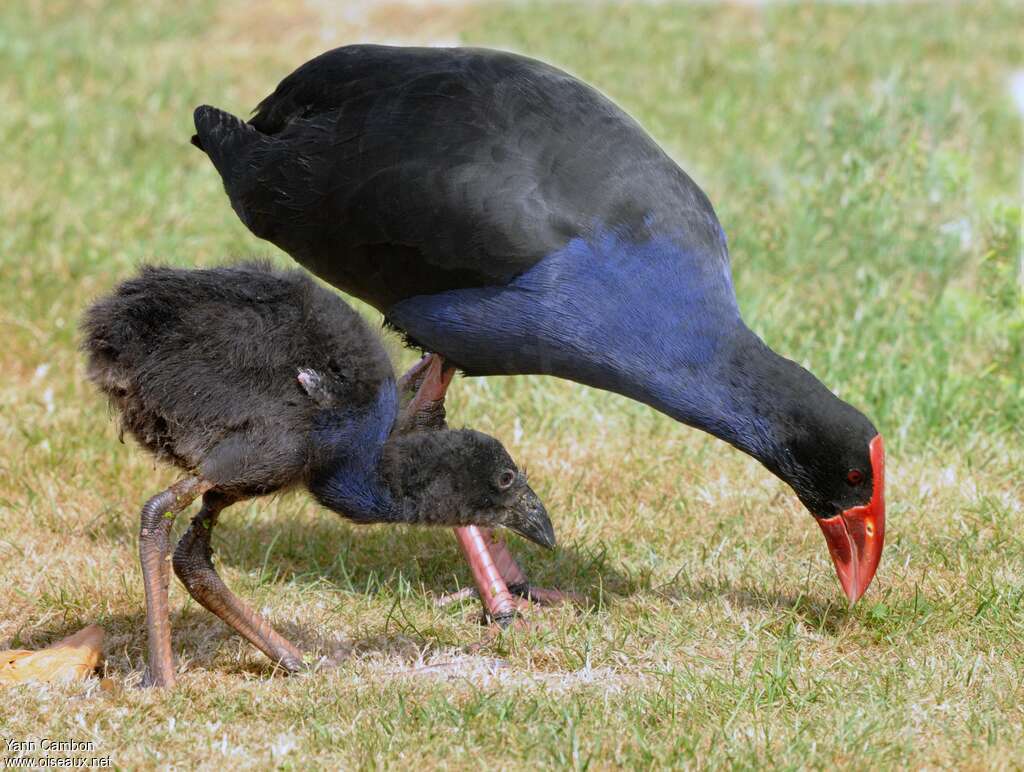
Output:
[817, 434, 885, 604]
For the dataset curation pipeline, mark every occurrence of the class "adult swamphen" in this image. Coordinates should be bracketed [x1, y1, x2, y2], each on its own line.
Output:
[82, 262, 553, 687]
[191, 45, 885, 620]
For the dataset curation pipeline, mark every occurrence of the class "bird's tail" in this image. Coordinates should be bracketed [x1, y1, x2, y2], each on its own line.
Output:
[191, 105, 267, 187]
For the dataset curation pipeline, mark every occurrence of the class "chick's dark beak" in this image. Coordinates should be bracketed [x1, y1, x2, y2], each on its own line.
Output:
[507, 486, 556, 550]
[817, 434, 885, 604]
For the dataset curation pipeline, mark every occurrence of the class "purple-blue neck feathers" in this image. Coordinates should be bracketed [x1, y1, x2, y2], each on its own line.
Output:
[307, 379, 403, 522]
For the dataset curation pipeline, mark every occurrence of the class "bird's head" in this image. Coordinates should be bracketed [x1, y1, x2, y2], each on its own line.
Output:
[768, 388, 885, 604]
[382, 428, 555, 549]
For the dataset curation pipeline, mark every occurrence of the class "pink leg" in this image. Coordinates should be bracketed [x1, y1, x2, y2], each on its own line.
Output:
[485, 528, 529, 586]
[394, 355, 454, 433]
[454, 527, 519, 624]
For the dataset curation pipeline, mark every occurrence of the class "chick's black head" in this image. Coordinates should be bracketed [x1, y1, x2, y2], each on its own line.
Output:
[383, 429, 555, 549]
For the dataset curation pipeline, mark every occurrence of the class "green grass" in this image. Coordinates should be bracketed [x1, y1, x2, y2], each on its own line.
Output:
[1, 0, 1022, 768]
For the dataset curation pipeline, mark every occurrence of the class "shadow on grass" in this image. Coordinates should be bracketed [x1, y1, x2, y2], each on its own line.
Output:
[7, 608, 460, 683]
[176, 512, 629, 607]
[652, 577, 852, 635]
[245, 515, 856, 640]
[12, 511, 628, 679]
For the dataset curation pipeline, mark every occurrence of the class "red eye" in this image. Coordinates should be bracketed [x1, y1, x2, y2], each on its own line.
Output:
[846, 469, 864, 486]
[497, 470, 516, 490]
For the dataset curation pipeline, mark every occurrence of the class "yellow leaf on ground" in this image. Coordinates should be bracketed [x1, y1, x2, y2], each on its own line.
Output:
[0, 625, 104, 685]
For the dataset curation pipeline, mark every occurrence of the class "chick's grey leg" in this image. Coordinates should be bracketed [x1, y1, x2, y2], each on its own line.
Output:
[139, 476, 212, 688]
[172, 491, 305, 674]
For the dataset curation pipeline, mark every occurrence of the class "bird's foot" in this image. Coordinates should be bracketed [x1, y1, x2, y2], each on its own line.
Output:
[464, 598, 582, 654]
[506, 583, 586, 607]
[439, 589, 578, 656]
[465, 610, 533, 655]
[435, 584, 582, 610]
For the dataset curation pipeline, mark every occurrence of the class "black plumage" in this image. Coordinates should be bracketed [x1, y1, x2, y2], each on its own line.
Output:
[81, 262, 553, 686]
[191, 45, 718, 311]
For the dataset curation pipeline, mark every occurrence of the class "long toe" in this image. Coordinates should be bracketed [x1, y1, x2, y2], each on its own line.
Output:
[436, 585, 583, 621]
[507, 585, 587, 608]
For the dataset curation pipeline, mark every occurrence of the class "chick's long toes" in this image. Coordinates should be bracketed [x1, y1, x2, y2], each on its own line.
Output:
[507, 584, 587, 608]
